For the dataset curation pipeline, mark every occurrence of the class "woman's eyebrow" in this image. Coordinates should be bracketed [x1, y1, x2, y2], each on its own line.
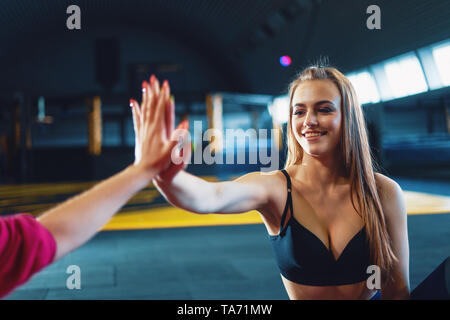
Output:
[293, 100, 336, 108]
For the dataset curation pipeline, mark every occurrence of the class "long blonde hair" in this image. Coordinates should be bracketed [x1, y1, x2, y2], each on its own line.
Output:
[285, 65, 397, 283]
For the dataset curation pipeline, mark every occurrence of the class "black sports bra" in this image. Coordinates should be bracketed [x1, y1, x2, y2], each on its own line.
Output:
[268, 170, 372, 286]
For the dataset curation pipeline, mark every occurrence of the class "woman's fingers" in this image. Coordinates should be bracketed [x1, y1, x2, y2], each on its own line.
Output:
[131, 75, 182, 176]
[171, 119, 190, 164]
[153, 80, 170, 131]
[138, 75, 175, 141]
[141, 80, 151, 125]
[131, 98, 142, 121]
[163, 139, 180, 162]
[130, 99, 141, 136]
[165, 96, 175, 140]
[148, 75, 160, 123]
[130, 98, 142, 164]
[150, 75, 160, 98]
[160, 125, 189, 171]
[173, 119, 189, 134]
[157, 120, 191, 180]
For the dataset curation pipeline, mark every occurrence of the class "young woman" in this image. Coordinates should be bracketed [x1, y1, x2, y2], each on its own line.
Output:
[0, 75, 188, 298]
[154, 65, 410, 300]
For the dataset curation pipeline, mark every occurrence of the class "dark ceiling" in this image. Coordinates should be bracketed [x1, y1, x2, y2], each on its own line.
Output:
[0, 0, 449, 96]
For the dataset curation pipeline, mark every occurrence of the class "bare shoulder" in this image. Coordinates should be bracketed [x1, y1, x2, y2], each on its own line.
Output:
[234, 170, 289, 216]
[235, 169, 286, 188]
[374, 172, 402, 198]
[374, 172, 407, 223]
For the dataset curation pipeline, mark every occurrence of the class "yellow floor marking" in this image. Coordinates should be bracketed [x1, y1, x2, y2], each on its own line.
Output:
[101, 207, 263, 231]
[101, 190, 450, 231]
[404, 191, 450, 215]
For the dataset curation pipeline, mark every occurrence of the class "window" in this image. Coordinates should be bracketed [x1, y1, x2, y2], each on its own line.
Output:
[268, 95, 289, 124]
[347, 71, 380, 104]
[383, 53, 428, 98]
[432, 42, 450, 86]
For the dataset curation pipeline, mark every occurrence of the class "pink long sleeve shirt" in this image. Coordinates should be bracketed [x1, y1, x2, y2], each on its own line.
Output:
[0, 214, 56, 298]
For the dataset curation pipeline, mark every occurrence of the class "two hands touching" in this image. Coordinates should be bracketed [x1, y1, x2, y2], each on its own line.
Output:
[130, 75, 190, 184]
[37, 75, 190, 261]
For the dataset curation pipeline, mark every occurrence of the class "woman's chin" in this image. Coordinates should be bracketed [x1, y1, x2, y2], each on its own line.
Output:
[302, 148, 334, 158]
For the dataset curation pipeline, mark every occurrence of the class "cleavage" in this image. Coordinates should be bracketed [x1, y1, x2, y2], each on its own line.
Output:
[288, 188, 364, 261]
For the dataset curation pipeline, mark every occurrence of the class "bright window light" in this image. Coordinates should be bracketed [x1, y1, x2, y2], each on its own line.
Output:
[268, 95, 289, 124]
[347, 71, 380, 104]
[432, 43, 450, 86]
[383, 54, 428, 98]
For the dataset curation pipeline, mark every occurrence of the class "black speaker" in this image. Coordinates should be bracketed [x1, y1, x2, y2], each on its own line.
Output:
[95, 38, 120, 90]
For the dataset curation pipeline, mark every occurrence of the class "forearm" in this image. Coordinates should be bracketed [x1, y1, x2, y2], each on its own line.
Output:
[38, 165, 153, 260]
[153, 170, 216, 213]
[154, 170, 268, 214]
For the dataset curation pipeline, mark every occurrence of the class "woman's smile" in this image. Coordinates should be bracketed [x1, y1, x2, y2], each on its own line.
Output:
[302, 131, 328, 141]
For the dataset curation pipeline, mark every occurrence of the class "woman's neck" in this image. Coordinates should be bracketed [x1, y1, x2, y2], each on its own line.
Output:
[291, 154, 348, 193]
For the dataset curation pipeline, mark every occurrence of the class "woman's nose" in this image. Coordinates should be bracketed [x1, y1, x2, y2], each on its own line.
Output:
[304, 111, 318, 127]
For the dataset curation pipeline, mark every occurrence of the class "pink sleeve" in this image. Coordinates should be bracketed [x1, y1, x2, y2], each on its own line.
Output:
[0, 214, 57, 298]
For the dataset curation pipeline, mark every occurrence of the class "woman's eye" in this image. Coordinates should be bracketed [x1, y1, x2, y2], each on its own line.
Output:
[294, 108, 331, 115]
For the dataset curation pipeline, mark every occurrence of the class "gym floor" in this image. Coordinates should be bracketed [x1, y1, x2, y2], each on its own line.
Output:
[3, 176, 450, 300]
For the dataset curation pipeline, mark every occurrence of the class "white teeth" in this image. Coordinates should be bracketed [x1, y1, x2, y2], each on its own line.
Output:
[304, 132, 322, 137]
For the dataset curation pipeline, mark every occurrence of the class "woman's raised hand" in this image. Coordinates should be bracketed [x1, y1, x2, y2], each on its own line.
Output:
[130, 75, 189, 182]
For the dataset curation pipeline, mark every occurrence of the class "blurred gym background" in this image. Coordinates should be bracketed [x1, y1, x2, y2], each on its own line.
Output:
[0, 0, 449, 299]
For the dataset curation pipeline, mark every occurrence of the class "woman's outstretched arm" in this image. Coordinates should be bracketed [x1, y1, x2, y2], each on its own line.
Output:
[152, 87, 275, 216]
[153, 170, 271, 214]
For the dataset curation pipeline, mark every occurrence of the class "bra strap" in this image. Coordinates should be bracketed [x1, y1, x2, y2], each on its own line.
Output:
[279, 169, 293, 235]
